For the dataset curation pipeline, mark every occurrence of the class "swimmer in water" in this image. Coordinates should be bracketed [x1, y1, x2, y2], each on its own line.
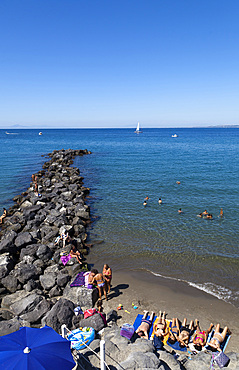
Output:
[178, 208, 182, 214]
[219, 208, 223, 217]
[143, 201, 147, 207]
[202, 210, 209, 216]
[176, 181, 181, 185]
[158, 198, 162, 204]
[144, 196, 150, 201]
[206, 213, 213, 219]
[197, 213, 203, 218]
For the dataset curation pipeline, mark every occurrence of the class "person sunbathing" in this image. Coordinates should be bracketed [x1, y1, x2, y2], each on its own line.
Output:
[103, 264, 112, 293]
[193, 319, 213, 351]
[93, 272, 108, 301]
[208, 324, 231, 352]
[154, 311, 169, 340]
[177, 318, 194, 348]
[167, 317, 180, 345]
[136, 311, 155, 340]
[0, 208, 7, 224]
[69, 245, 83, 265]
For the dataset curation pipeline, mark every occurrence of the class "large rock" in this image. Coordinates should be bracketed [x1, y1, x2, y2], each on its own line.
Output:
[0, 317, 30, 337]
[15, 232, 34, 248]
[39, 273, 56, 290]
[10, 292, 43, 316]
[72, 312, 106, 332]
[20, 244, 39, 260]
[20, 299, 51, 324]
[184, 351, 212, 370]
[36, 244, 52, 261]
[1, 274, 21, 293]
[16, 263, 39, 284]
[75, 204, 90, 219]
[0, 230, 17, 253]
[0, 253, 15, 279]
[63, 284, 98, 310]
[41, 298, 75, 333]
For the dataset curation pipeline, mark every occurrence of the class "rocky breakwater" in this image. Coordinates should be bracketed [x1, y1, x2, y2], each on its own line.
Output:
[0, 148, 100, 336]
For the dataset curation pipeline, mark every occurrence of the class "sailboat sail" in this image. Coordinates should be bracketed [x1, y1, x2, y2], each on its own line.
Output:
[135, 122, 142, 133]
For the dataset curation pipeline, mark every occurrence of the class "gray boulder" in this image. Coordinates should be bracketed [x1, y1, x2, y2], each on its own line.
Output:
[0, 230, 17, 253]
[0, 317, 30, 336]
[20, 298, 51, 324]
[72, 312, 106, 333]
[184, 351, 212, 369]
[15, 232, 34, 248]
[20, 244, 39, 260]
[1, 274, 20, 293]
[41, 298, 75, 333]
[40, 273, 56, 290]
[36, 244, 52, 261]
[57, 273, 70, 287]
[16, 263, 39, 284]
[63, 284, 98, 310]
[0, 253, 15, 279]
[10, 292, 43, 316]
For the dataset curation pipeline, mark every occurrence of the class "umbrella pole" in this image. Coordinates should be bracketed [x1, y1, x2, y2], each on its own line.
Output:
[61, 324, 67, 339]
[100, 339, 106, 370]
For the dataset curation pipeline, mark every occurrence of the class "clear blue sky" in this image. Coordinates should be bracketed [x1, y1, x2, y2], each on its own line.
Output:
[0, 0, 239, 128]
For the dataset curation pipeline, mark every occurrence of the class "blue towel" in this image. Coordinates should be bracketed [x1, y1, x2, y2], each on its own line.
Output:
[166, 321, 191, 352]
[205, 330, 230, 352]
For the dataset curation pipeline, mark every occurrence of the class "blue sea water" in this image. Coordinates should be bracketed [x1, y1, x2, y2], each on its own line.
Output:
[0, 128, 238, 307]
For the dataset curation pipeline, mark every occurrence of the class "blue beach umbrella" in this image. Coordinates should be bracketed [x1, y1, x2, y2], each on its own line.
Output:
[0, 326, 75, 370]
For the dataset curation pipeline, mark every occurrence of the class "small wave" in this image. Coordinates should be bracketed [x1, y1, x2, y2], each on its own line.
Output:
[148, 269, 239, 306]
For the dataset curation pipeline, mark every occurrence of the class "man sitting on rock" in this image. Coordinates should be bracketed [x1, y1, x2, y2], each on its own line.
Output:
[136, 311, 155, 339]
[0, 208, 7, 224]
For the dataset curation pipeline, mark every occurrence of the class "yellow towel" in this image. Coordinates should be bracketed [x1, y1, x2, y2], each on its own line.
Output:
[150, 318, 171, 344]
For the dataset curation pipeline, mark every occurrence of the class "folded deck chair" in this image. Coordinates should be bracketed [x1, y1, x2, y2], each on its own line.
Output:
[205, 329, 231, 352]
[133, 314, 157, 339]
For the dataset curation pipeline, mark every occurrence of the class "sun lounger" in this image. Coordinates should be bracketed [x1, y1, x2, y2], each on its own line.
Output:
[133, 314, 157, 339]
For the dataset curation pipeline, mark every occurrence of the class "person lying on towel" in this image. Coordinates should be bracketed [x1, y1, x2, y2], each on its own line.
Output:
[177, 318, 194, 348]
[208, 324, 231, 352]
[193, 319, 213, 351]
[135, 311, 155, 339]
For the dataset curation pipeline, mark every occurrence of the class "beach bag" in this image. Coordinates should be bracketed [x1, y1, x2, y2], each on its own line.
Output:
[84, 308, 97, 319]
[213, 351, 230, 368]
[120, 323, 135, 339]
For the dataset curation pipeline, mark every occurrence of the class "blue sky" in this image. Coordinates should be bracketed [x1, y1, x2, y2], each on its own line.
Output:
[0, 0, 238, 128]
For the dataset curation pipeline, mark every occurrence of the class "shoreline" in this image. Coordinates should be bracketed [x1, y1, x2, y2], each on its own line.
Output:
[91, 266, 239, 352]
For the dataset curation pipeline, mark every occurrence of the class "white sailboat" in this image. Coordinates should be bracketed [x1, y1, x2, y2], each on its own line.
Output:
[134, 122, 142, 134]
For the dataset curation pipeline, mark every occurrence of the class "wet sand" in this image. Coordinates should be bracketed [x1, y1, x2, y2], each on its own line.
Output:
[94, 267, 239, 352]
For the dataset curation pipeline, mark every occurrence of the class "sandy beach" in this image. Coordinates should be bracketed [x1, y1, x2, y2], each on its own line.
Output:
[92, 267, 239, 352]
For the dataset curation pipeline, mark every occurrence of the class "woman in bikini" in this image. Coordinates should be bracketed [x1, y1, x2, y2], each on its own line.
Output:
[0, 208, 7, 224]
[103, 264, 112, 293]
[177, 318, 194, 348]
[69, 245, 83, 265]
[208, 324, 231, 352]
[167, 317, 180, 345]
[193, 319, 213, 351]
[93, 272, 108, 301]
[154, 311, 169, 340]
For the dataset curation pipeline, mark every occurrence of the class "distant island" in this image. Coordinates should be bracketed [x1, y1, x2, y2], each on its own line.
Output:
[207, 125, 239, 128]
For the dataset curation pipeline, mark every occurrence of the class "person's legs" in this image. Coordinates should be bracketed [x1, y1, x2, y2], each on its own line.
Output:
[189, 320, 194, 330]
[98, 286, 102, 300]
[162, 311, 166, 326]
[143, 311, 149, 320]
[195, 319, 200, 332]
[182, 318, 187, 327]
[221, 326, 229, 340]
[214, 324, 220, 334]
[103, 285, 108, 300]
[149, 311, 154, 322]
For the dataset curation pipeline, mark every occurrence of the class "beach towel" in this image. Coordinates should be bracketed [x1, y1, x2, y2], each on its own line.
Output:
[70, 271, 86, 287]
[133, 314, 157, 339]
[60, 254, 72, 266]
[150, 318, 171, 344]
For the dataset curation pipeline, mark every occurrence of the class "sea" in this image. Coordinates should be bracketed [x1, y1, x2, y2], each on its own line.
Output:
[0, 128, 238, 307]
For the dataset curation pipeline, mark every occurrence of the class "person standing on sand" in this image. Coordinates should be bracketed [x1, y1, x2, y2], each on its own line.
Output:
[93, 272, 108, 301]
[103, 264, 112, 293]
[136, 311, 155, 339]
[0, 208, 7, 224]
